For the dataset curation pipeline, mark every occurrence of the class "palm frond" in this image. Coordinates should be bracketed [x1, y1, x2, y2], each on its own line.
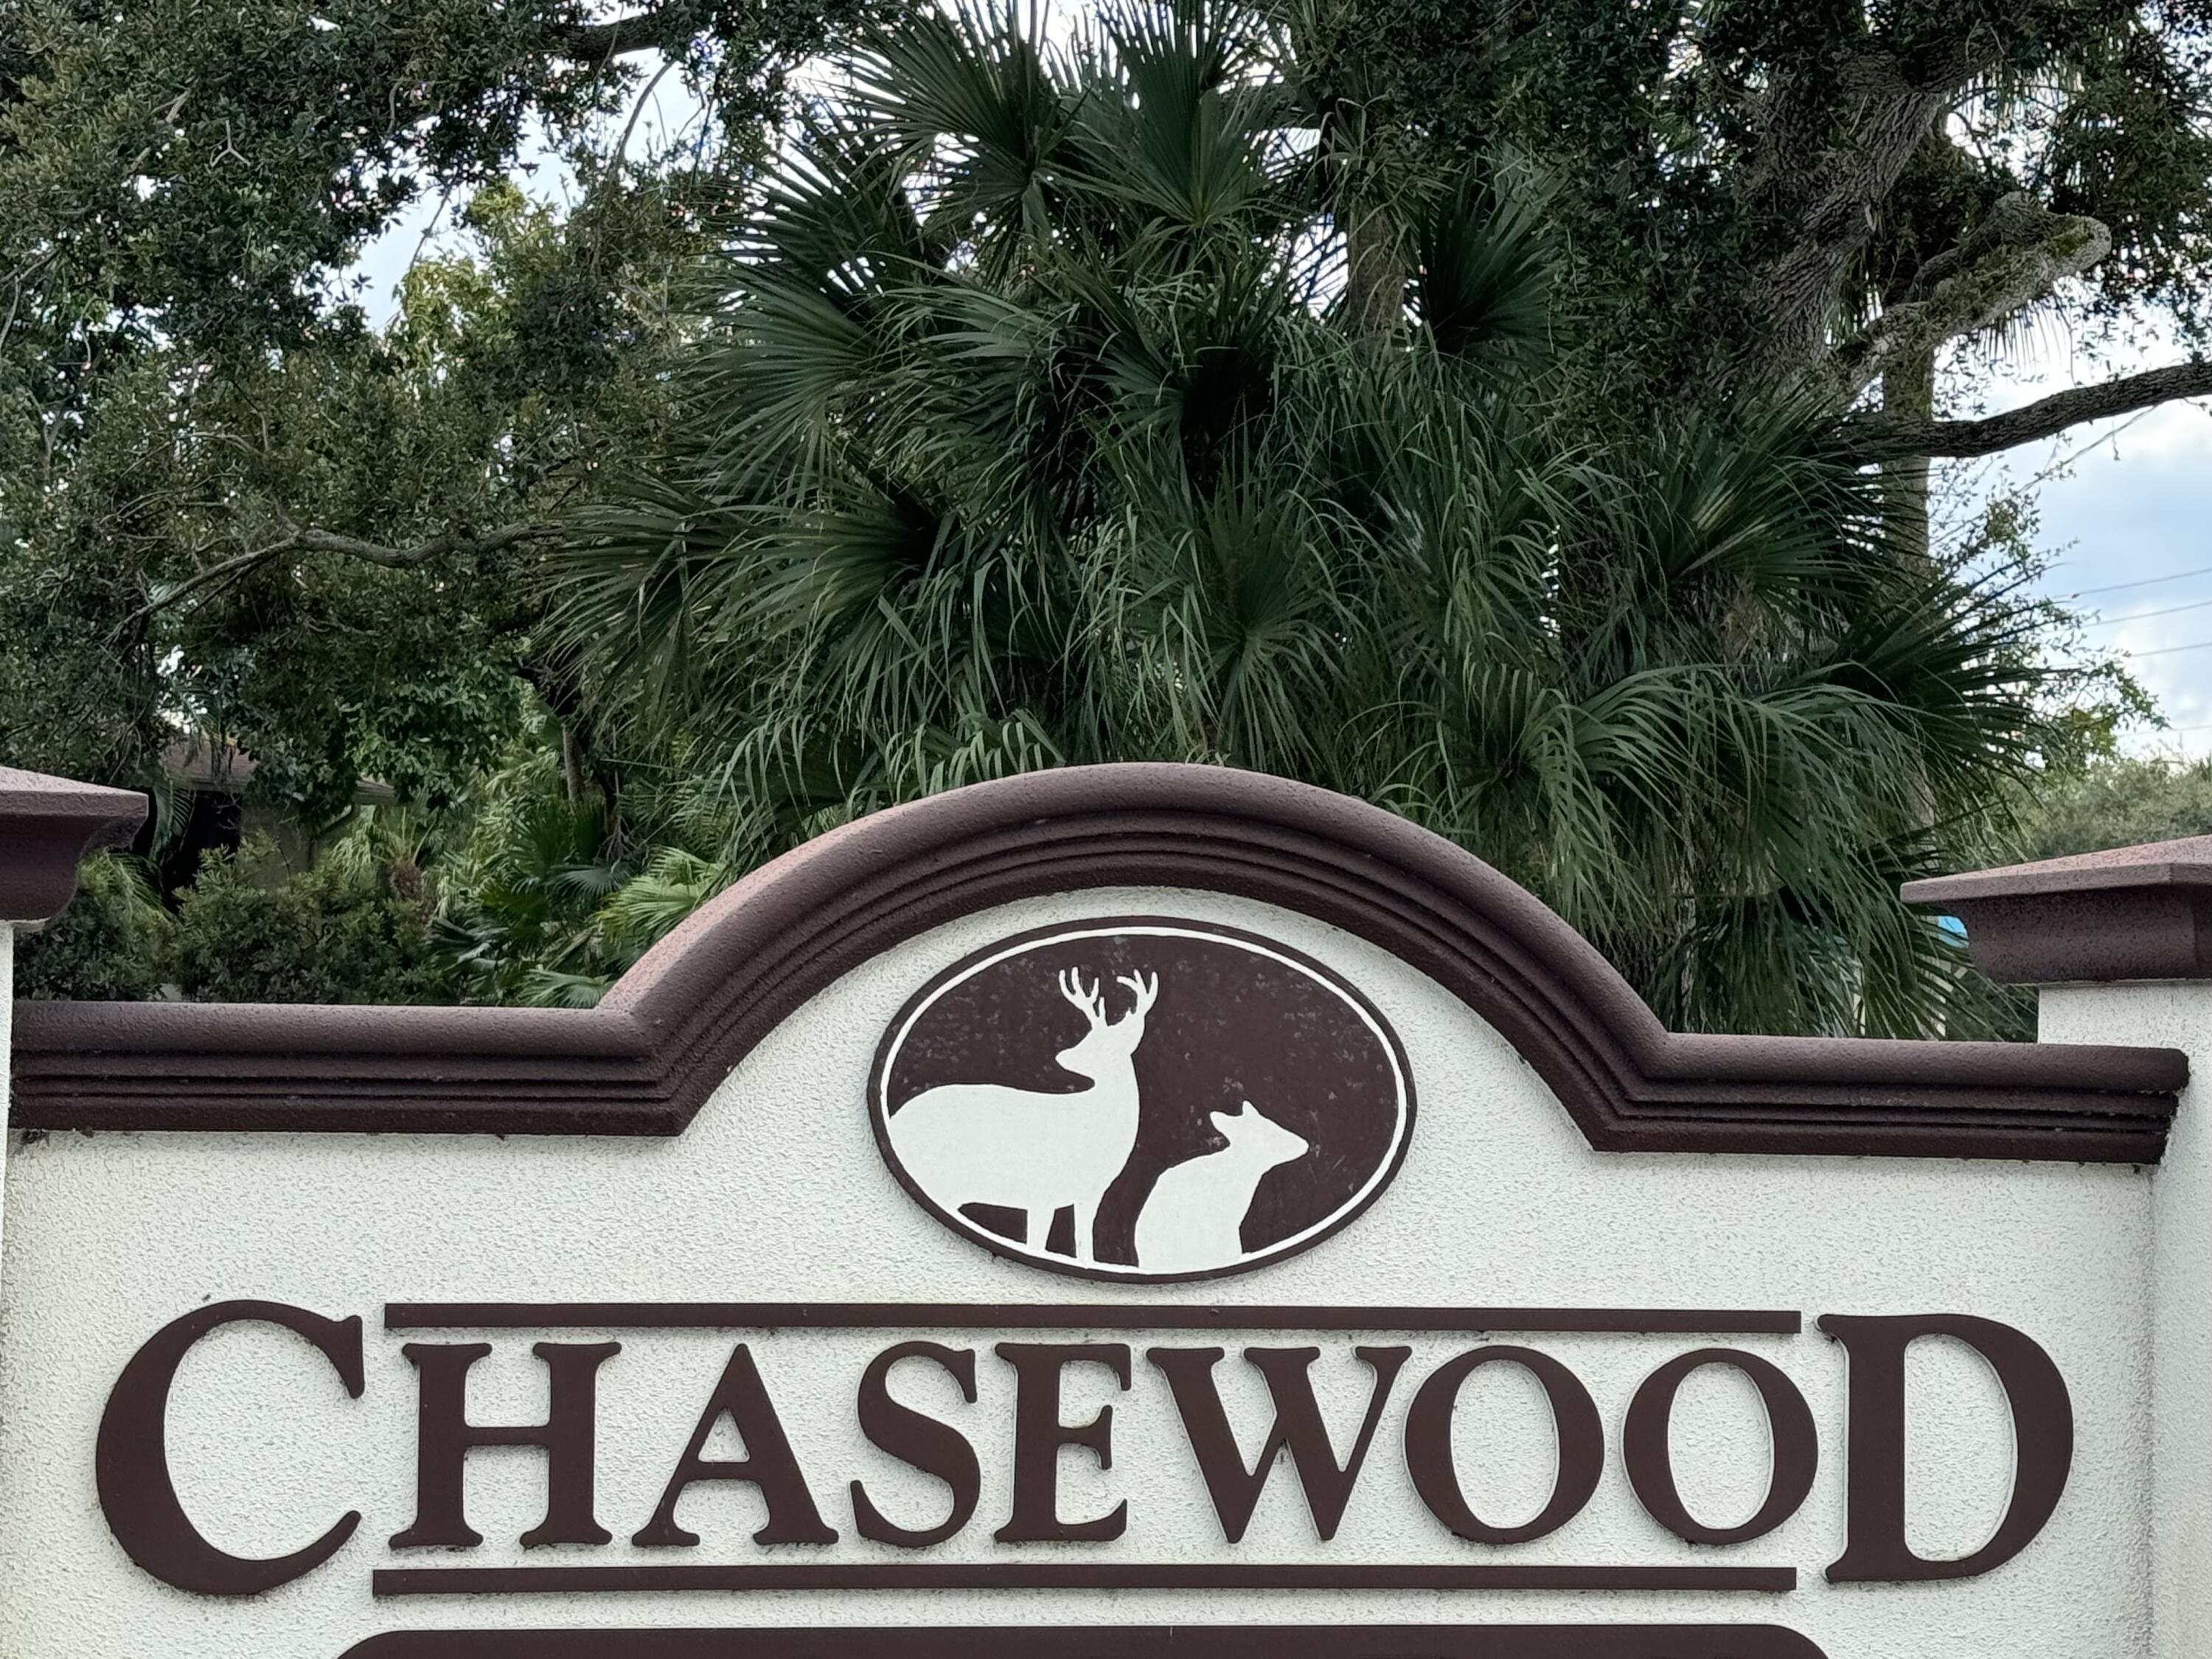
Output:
[547, 0, 2082, 1040]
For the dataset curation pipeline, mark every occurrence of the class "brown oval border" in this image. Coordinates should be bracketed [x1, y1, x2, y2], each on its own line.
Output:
[865, 914, 1419, 1284]
[10, 762, 2186, 1160]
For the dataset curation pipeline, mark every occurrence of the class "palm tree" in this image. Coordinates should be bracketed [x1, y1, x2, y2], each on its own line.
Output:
[550, 0, 2067, 1039]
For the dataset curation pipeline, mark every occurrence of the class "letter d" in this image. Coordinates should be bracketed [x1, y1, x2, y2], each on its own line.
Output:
[1820, 1312, 2073, 1582]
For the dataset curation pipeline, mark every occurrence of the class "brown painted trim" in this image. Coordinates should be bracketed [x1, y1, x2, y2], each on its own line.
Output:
[338, 1626, 1832, 1659]
[369, 1563, 1797, 1596]
[1904, 835, 2212, 984]
[13, 763, 2185, 1158]
[0, 766, 147, 928]
[380, 1302, 1803, 1334]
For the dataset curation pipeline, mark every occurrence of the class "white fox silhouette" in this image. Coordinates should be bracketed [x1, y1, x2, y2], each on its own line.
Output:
[1133, 1101, 1310, 1273]
[888, 967, 1158, 1264]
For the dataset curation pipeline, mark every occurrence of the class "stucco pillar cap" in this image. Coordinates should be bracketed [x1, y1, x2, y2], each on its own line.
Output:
[0, 768, 148, 928]
[1904, 836, 2212, 984]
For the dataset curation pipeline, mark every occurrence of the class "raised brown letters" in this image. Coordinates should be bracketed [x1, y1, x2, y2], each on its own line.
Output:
[1624, 1349, 1817, 1545]
[993, 1342, 1131, 1542]
[1820, 1313, 2073, 1581]
[1402, 1346, 1605, 1545]
[93, 1303, 2083, 1603]
[1148, 1345, 1411, 1542]
[850, 1342, 982, 1548]
[390, 1341, 622, 1550]
[635, 1344, 838, 1547]
[97, 1300, 364, 1596]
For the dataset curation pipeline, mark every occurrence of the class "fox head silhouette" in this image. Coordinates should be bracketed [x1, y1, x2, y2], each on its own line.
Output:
[1210, 1100, 1310, 1168]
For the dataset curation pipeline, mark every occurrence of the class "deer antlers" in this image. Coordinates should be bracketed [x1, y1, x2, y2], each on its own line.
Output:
[1116, 970, 1159, 1020]
[1058, 967, 1158, 1027]
[1059, 969, 1108, 1028]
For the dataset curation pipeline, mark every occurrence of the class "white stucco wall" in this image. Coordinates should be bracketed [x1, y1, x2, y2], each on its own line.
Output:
[0, 923, 11, 1276]
[2040, 981, 2211, 1659]
[0, 890, 2160, 1658]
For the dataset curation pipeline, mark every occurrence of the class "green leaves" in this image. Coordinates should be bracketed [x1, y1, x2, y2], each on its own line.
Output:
[551, 0, 2081, 1039]
[1408, 171, 1556, 366]
[846, 1, 1076, 268]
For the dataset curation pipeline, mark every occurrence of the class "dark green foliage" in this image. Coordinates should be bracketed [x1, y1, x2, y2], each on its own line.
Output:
[13, 856, 175, 1001]
[0, 0, 902, 805]
[1291, 0, 2212, 412]
[2015, 754, 2212, 860]
[551, 0, 2087, 1038]
[164, 837, 465, 1005]
[439, 777, 632, 1004]
[1, 180, 697, 815]
[5, 0, 2199, 1027]
[435, 740, 739, 1004]
[18, 835, 465, 1004]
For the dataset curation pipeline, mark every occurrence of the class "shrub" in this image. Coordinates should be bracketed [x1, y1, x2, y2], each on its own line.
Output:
[169, 835, 465, 1004]
[2015, 755, 2212, 862]
[13, 854, 175, 1000]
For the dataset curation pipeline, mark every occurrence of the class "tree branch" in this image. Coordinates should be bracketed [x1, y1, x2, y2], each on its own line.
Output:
[125, 521, 549, 624]
[1751, 44, 1998, 372]
[1829, 194, 2112, 399]
[1846, 361, 2212, 459]
[547, 1, 701, 60]
[285, 521, 546, 568]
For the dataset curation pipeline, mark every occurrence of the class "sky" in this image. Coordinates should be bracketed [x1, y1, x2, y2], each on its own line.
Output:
[342, 81, 2212, 761]
[1951, 349, 2212, 757]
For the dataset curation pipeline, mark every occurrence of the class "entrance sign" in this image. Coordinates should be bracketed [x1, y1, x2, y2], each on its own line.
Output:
[1, 763, 2204, 1659]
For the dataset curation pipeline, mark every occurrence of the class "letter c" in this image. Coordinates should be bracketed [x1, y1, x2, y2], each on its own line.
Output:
[97, 1300, 364, 1595]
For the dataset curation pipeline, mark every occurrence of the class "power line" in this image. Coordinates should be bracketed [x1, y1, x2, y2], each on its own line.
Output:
[2065, 563, 2212, 599]
[2124, 636, 2212, 658]
[2086, 594, 2212, 627]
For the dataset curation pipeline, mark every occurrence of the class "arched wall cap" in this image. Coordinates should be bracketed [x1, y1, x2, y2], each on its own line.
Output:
[1905, 835, 2212, 984]
[13, 763, 2184, 1161]
[0, 767, 148, 928]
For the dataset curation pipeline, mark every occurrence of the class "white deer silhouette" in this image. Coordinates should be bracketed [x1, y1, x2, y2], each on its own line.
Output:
[1133, 1101, 1310, 1273]
[888, 967, 1159, 1264]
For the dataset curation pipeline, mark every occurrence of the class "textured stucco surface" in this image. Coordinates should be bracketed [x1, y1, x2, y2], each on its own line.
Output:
[0, 889, 2158, 1658]
[2042, 981, 2209, 1659]
[0, 924, 10, 1273]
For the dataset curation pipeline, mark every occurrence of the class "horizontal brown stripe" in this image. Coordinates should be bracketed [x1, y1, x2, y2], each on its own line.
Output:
[337, 1624, 1831, 1659]
[369, 1564, 1797, 1597]
[381, 1303, 1803, 1335]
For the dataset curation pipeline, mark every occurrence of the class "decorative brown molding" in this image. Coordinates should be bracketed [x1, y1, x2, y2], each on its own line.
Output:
[0, 766, 147, 928]
[1904, 836, 2212, 984]
[13, 764, 2185, 1159]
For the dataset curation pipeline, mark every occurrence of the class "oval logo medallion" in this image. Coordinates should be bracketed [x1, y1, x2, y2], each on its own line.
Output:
[870, 917, 1414, 1281]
